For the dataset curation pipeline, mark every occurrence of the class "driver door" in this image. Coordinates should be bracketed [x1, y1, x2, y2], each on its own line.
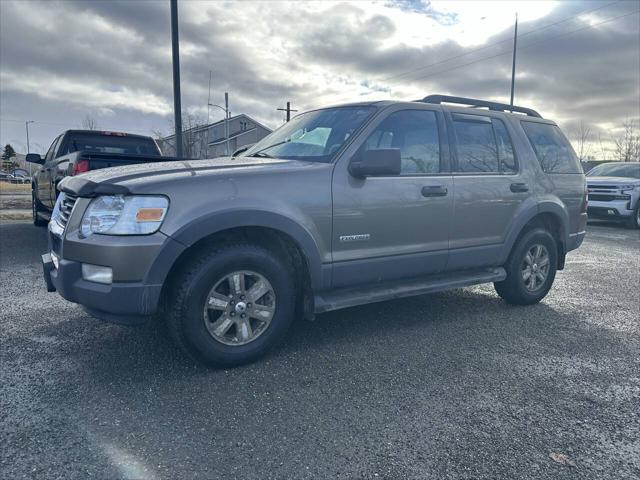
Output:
[331, 107, 453, 288]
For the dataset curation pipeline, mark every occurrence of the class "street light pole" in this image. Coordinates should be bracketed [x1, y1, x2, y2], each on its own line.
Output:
[225, 92, 229, 156]
[510, 13, 518, 109]
[25, 120, 34, 175]
[170, 0, 183, 158]
[207, 99, 230, 156]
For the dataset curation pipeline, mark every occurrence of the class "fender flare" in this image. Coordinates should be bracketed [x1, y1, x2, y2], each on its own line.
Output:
[498, 201, 568, 265]
[144, 209, 325, 290]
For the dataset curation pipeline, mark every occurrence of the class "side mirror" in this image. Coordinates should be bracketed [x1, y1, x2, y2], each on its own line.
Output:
[349, 149, 401, 178]
[26, 153, 44, 165]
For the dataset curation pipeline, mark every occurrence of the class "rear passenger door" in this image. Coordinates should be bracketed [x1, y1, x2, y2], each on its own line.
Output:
[447, 112, 533, 270]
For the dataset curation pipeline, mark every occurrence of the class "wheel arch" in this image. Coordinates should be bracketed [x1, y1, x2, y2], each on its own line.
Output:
[500, 202, 568, 269]
[146, 211, 325, 316]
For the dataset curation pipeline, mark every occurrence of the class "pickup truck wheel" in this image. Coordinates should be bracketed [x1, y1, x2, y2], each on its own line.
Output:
[626, 203, 640, 229]
[32, 190, 48, 227]
[166, 243, 296, 367]
[494, 228, 557, 305]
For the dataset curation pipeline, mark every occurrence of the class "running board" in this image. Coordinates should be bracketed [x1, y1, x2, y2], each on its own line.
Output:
[314, 267, 506, 313]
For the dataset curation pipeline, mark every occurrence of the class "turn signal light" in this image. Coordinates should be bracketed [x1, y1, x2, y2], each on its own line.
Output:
[136, 208, 165, 222]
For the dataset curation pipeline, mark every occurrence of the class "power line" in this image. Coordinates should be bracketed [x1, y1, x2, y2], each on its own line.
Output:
[391, 8, 639, 86]
[382, 0, 621, 83]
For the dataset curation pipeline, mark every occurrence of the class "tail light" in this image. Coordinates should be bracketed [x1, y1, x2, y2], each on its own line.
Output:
[581, 185, 588, 213]
[72, 159, 90, 175]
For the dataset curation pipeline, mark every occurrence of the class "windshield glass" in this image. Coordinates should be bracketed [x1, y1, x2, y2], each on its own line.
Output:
[243, 106, 375, 162]
[587, 163, 640, 178]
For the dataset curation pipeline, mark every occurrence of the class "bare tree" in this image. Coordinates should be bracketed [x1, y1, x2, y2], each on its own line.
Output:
[81, 114, 99, 130]
[614, 120, 640, 162]
[571, 120, 592, 161]
[597, 132, 609, 161]
[166, 113, 207, 159]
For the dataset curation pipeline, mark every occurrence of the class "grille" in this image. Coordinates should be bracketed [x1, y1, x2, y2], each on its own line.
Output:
[56, 193, 77, 229]
[587, 194, 618, 202]
[587, 184, 618, 190]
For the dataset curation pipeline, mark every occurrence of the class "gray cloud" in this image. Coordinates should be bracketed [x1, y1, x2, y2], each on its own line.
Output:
[1, 0, 638, 157]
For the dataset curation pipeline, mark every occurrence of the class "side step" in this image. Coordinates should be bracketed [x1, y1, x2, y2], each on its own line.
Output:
[314, 267, 506, 313]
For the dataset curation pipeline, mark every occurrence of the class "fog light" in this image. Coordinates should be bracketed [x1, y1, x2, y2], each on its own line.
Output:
[81, 263, 113, 284]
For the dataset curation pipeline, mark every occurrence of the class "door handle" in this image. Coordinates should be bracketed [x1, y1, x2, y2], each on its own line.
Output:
[510, 182, 529, 193]
[421, 185, 448, 197]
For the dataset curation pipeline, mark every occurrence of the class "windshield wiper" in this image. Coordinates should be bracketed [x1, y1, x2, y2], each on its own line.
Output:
[250, 151, 273, 158]
[249, 139, 290, 158]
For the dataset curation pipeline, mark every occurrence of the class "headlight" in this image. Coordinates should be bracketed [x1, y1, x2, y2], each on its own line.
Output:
[621, 186, 640, 195]
[80, 195, 168, 237]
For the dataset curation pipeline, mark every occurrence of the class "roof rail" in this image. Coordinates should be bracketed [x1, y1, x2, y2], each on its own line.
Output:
[419, 94, 542, 118]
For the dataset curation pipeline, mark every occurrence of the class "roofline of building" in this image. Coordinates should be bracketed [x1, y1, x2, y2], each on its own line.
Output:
[161, 113, 272, 141]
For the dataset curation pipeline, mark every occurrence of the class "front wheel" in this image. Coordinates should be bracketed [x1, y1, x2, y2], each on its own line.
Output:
[494, 228, 558, 305]
[625, 202, 640, 229]
[32, 190, 48, 227]
[165, 243, 296, 367]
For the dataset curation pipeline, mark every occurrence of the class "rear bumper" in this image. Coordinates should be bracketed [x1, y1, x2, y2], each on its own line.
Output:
[567, 231, 586, 252]
[42, 253, 162, 325]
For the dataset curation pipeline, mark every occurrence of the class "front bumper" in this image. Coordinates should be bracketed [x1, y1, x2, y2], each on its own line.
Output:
[42, 252, 163, 325]
[42, 254, 162, 325]
[587, 199, 633, 219]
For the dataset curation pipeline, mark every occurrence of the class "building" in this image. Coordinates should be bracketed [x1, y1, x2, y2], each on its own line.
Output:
[159, 114, 272, 159]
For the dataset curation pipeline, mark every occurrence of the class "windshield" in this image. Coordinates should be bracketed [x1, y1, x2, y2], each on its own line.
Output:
[243, 106, 375, 162]
[587, 163, 640, 179]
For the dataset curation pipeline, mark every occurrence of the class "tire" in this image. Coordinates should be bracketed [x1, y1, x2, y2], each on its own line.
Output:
[165, 243, 296, 367]
[494, 228, 558, 305]
[625, 202, 640, 229]
[32, 189, 48, 227]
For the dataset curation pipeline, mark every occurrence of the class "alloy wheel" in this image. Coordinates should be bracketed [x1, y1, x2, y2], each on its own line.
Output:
[203, 270, 276, 346]
[521, 244, 550, 292]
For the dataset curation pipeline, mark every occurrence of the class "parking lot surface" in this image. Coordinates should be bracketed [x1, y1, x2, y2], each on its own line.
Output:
[1, 220, 639, 479]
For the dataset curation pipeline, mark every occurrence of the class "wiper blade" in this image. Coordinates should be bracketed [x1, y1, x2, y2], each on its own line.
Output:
[249, 139, 290, 158]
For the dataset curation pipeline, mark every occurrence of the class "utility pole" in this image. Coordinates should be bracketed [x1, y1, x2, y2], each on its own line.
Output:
[224, 92, 230, 156]
[25, 120, 34, 175]
[207, 70, 212, 125]
[510, 13, 518, 109]
[277, 101, 298, 122]
[170, 0, 183, 158]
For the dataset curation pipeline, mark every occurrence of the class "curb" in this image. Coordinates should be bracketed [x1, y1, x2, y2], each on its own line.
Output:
[0, 209, 32, 221]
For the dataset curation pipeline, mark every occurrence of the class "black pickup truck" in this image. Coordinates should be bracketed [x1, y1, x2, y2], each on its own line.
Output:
[27, 130, 169, 225]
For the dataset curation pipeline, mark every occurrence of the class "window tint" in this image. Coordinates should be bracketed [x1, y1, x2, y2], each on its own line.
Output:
[493, 119, 517, 173]
[522, 122, 581, 174]
[453, 118, 499, 173]
[364, 110, 440, 174]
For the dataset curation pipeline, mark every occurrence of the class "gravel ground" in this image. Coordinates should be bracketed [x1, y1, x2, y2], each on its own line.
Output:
[1, 220, 639, 480]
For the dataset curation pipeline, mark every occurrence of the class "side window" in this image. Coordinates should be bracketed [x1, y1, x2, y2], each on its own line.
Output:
[363, 110, 441, 175]
[521, 122, 581, 173]
[493, 119, 517, 173]
[45, 136, 61, 162]
[452, 116, 499, 173]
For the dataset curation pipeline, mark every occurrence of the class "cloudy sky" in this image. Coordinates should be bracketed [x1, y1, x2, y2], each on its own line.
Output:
[1, 0, 638, 157]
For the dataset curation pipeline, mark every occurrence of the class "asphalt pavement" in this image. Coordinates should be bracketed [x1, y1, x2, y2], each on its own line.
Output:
[1, 220, 639, 479]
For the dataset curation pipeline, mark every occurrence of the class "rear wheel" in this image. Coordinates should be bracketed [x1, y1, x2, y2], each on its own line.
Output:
[494, 228, 558, 305]
[165, 243, 296, 367]
[32, 189, 47, 227]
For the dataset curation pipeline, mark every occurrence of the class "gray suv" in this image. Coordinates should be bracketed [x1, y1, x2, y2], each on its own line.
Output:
[42, 95, 587, 367]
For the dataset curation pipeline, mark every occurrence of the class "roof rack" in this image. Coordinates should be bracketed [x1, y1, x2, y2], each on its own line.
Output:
[419, 94, 542, 118]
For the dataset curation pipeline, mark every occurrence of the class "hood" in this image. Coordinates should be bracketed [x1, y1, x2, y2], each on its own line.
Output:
[586, 176, 640, 186]
[58, 157, 316, 197]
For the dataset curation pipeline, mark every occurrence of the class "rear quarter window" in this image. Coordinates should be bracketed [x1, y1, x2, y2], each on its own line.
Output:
[521, 122, 581, 174]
